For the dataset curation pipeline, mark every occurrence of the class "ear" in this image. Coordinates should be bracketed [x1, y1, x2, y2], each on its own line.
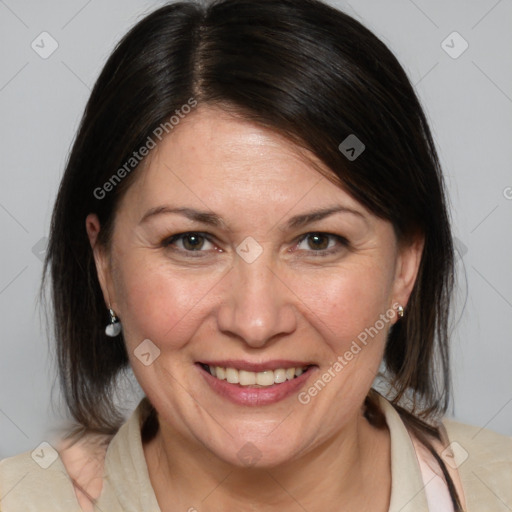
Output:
[85, 213, 116, 310]
[391, 234, 424, 314]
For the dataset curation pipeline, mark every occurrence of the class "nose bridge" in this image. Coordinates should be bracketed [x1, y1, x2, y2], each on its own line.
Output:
[217, 244, 296, 346]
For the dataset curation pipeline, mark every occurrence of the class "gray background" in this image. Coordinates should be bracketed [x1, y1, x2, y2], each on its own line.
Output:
[0, 0, 511, 459]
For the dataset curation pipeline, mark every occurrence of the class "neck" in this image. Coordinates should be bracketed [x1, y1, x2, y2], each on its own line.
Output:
[143, 410, 391, 511]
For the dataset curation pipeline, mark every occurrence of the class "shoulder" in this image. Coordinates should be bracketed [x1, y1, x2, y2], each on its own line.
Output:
[442, 419, 512, 465]
[0, 433, 112, 512]
[0, 446, 81, 511]
[442, 419, 512, 509]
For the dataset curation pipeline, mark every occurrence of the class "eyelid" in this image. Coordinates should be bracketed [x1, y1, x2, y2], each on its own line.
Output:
[161, 231, 349, 257]
[294, 232, 349, 255]
[296, 232, 349, 244]
[162, 232, 217, 253]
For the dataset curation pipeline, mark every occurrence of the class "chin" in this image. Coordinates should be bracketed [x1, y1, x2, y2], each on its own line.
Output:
[207, 430, 307, 470]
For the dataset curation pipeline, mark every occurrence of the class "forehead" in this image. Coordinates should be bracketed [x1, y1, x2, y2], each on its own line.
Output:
[129, 106, 362, 209]
[117, 106, 368, 228]
[150, 107, 320, 180]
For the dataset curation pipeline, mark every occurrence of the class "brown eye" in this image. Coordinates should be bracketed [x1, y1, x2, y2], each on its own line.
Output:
[294, 232, 349, 257]
[306, 234, 330, 250]
[162, 232, 215, 253]
[181, 233, 205, 251]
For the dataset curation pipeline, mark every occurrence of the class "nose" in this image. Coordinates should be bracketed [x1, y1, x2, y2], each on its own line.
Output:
[216, 250, 298, 348]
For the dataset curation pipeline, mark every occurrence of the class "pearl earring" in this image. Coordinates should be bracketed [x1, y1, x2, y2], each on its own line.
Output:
[105, 308, 122, 337]
[396, 304, 404, 319]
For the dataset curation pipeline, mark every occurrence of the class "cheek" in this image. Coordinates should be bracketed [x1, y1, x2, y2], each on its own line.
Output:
[292, 265, 395, 417]
[113, 255, 223, 351]
[300, 261, 395, 355]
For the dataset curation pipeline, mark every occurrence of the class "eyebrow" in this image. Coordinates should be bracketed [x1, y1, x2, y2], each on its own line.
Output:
[140, 206, 229, 229]
[139, 205, 366, 230]
[285, 205, 366, 229]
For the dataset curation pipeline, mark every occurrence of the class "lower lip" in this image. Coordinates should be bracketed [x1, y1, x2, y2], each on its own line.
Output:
[196, 364, 316, 406]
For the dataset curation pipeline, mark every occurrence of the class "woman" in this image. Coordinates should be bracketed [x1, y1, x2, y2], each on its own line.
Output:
[1, 0, 510, 510]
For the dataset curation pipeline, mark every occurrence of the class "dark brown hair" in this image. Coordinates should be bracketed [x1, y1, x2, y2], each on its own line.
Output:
[44, 0, 458, 507]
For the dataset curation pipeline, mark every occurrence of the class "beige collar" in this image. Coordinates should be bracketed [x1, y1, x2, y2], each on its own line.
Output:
[92, 396, 452, 511]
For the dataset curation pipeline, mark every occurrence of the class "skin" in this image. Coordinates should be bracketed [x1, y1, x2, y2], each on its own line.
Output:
[86, 106, 423, 511]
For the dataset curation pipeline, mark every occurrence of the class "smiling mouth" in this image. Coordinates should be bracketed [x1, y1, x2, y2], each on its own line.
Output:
[199, 363, 314, 387]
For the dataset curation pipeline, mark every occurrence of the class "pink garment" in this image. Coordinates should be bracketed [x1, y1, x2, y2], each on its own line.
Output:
[412, 435, 455, 511]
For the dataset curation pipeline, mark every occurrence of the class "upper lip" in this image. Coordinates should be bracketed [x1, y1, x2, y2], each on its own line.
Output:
[198, 360, 315, 372]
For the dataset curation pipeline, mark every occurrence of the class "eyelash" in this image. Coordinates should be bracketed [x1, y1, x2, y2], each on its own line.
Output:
[295, 233, 349, 257]
[161, 232, 349, 258]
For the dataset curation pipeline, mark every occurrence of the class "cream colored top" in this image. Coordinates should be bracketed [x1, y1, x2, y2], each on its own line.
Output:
[1, 396, 511, 511]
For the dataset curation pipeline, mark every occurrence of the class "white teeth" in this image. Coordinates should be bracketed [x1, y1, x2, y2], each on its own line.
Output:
[239, 370, 256, 386]
[256, 370, 274, 386]
[226, 367, 239, 384]
[208, 365, 309, 386]
[273, 369, 287, 384]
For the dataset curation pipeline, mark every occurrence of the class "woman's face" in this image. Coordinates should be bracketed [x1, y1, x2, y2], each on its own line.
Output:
[88, 106, 421, 467]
